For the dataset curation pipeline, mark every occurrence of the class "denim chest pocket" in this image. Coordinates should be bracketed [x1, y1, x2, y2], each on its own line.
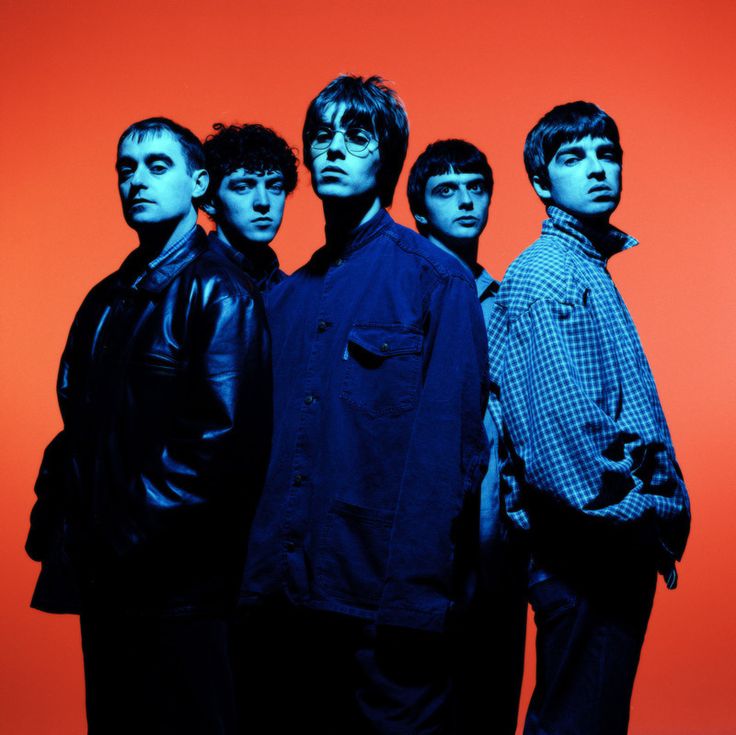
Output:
[339, 324, 423, 418]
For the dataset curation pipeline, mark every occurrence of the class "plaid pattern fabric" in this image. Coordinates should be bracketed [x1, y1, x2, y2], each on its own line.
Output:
[487, 207, 690, 569]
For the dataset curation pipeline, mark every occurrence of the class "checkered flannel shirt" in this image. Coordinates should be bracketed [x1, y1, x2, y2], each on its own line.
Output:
[487, 207, 690, 582]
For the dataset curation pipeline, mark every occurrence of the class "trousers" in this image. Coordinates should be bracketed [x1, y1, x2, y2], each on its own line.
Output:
[80, 613, 236, 735]
[231, 604, 453, 734]
[524, 562, 657, 735]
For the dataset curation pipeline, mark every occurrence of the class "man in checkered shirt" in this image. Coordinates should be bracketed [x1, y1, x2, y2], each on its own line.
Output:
[487, 102, 691, 735]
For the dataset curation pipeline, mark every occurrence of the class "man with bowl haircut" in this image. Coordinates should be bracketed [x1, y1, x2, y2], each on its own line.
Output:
[487, 102, 691, 735]
[239, 76, 489, 733]
[407, 139, 526, 735]
[202, 122, 298, 291]
[25, 117, 271, 735]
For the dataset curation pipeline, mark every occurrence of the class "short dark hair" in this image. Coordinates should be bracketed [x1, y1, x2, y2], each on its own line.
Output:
[203, 123, 299, 205]
[524, 101, 622, 192]
[117, 117, 205, 173]
[302, 74, 409, 208]
[407, 139, 493, 233]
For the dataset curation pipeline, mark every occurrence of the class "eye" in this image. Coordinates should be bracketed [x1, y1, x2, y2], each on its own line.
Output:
[150, 163, 168, 174]
[468, 182, 487, 194]
[599, 150, 618, 161]
[560, 155, 580, 166]
[346, 128, 371, 147]
[312, 128, 333, 145]
[435, 185, 454, 197]
[268, 182, 285, 194]
[117, 167, 133, 181]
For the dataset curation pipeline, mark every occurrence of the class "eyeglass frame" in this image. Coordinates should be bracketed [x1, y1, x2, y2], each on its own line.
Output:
[307, 125, 379, 156]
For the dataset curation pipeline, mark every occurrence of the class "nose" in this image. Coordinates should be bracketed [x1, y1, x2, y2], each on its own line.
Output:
[458, 186, 474, 210]
[253, 182, 270, 213]
[326, 130, 346, 160]
[128, 166, 147, 190]
[587, 153, 606, 179]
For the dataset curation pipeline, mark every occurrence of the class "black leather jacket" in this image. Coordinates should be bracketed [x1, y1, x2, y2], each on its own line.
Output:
[26, 226, 271, 616]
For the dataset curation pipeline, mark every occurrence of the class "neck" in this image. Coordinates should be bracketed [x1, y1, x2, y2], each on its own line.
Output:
[426, 233, 479, 277]
[323, 193, 382, 239]
[136, 208, 197, 256]
[215, 224, 269, 257]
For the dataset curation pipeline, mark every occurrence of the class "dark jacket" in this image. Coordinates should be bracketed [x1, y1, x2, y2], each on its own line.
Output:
[26, 226, 271, 617]
[207, 231, 286, 292]
[241, 210, 489, 632]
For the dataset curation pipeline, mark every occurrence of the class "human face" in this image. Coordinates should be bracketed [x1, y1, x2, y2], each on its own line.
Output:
[212, 169, 286, 246]
[534, 135, 621, 223]
[308, 103, 381, 201]
[419, 169, 490, 247]
[116, 131, 206, 231]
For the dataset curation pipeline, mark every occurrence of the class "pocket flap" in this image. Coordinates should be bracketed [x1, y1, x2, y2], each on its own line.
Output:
[347, 325, 422, 357]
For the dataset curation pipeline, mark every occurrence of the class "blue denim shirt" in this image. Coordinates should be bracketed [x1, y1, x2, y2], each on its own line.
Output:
[241, 209, 489, 631]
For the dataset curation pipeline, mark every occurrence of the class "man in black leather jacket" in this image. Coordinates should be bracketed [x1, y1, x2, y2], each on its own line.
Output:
[25, 117, 271, 735]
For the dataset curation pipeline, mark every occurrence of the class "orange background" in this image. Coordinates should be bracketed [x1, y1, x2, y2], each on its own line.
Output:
[2, 0, 735, 732]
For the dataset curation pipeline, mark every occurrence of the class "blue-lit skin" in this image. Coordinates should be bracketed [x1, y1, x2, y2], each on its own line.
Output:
[116, 131, 208, 246]
[533, 135, 621, 225]
[415, 169, 490, 272]
[309, 102, 382, 227]
[203, 169, 286, 249]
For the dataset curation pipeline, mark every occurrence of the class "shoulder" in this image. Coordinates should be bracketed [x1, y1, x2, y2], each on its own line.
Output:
[382, 219, 477, 290]
[498, 235, 579, 313]
[189, 248, 259, 304]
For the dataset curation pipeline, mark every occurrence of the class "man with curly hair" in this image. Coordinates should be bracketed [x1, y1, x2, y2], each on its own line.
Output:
[203, 123, 298, 291]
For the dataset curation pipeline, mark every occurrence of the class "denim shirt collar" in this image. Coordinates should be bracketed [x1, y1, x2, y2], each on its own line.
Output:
[545, 206, 638, 265]
[323, 208, 392, 256]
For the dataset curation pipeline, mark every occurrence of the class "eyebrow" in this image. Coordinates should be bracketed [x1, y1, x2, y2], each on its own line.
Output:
[431, 181, 458, 192]
[554, 144, 585, 157]
[144, 153, 175, 166]
[556, 141, 617, 157]
[228, 171, 284, 182]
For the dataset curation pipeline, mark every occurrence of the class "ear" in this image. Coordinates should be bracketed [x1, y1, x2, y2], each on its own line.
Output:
[201, 201, 217, 217]
[532, 175, 551, 200]
[192, 168, 210, 200]
[414, 213, 428, 226]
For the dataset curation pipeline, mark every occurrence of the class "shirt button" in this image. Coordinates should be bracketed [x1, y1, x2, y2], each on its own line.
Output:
[285, 541, 296, 552]
[317, 320, 328, 332]
[380, 342, 389, 352]
[294, 474, 304, 486]
[334, 258, 344, 267]
[304, 395, 315, 405]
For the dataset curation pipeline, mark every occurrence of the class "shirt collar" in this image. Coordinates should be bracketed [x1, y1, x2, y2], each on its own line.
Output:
[119, 224, 206, 292]
[323, 208, 392, 256]
[544, 206, 638, 264]
[207, 230, 282, 290]
[475, 267, 500, 302]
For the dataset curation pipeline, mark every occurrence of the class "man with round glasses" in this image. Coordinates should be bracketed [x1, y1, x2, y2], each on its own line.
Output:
[238, 74, 489, 733]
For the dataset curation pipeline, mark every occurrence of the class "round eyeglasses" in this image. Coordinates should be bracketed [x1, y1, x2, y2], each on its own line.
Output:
[309, 127, 376, 155]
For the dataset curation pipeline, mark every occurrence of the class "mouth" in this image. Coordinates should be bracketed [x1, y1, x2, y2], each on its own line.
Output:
[588, 185, 612, 195]
[321, 166, 347, 175]
[455, 216, 479, 225]
[252, 217, 273, 224]
[128, 198, 154, 207]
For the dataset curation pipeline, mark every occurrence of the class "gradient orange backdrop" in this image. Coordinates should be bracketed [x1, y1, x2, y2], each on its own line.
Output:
[2, 0, 735, 732]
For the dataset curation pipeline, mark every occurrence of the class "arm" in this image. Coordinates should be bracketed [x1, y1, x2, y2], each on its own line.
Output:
[378, 273, 489, 631]
[26, 306, 81, 562]
[498, 297, 689, 567]
[132, 278, 271, 546]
